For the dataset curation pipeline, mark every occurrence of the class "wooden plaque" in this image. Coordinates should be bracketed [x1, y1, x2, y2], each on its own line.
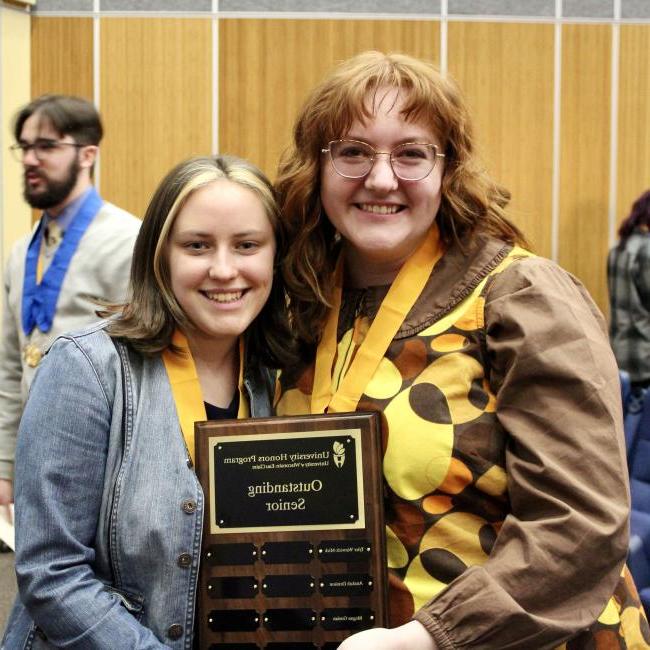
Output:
[195, 411, 387, 650]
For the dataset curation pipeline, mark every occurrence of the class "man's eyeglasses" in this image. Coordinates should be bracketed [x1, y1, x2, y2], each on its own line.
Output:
[322, 139, 445, 181]
[9, 139, 85, 162]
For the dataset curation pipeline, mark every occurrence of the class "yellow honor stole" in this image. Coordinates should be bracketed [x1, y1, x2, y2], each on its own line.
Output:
[162, 329, 249, 463]
[311, 225, 443, 414]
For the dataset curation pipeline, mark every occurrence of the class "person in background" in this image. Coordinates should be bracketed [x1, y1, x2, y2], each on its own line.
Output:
[275, 51, 649, 648]
[1, 155, 294, 648]
[0, 95, 140, 509]
[608, 189, 650, 390]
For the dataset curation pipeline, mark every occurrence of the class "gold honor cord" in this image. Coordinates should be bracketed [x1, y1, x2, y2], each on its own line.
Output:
[22, 245, 49, 368]
[162, 330, 248, 463]
[311, 225, 443, 414]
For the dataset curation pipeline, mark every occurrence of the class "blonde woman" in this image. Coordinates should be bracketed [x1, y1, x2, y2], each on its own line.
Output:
[3, 155, 293, 649]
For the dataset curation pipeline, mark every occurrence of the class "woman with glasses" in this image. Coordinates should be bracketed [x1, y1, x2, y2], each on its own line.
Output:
[275, 51, 649, 649]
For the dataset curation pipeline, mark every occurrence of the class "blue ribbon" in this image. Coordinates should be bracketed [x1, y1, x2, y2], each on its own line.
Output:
[21, 187, 103, 335]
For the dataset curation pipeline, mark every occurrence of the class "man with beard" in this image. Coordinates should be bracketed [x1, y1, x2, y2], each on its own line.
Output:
[0, 95, 140, 514]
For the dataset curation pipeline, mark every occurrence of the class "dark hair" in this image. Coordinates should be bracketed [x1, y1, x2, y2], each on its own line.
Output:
[618, 190, 650, 242]
[275, 50, 528, 345]
[102, 155, 295, 369]
[13, 95, 103, 146]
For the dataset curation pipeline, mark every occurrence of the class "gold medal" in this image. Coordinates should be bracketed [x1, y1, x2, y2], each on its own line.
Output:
[23, 344, 43, 368]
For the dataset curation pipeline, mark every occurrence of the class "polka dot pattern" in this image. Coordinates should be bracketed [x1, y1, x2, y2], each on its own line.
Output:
[386, 525, 409, 569]
[422, 494, 454, 515]
[403, 554, 448, 612]
[431, 333, 469, 352]
[384, 389, 454, 501]
[365, 356, 403, 400]
[276, 249, 649, 646]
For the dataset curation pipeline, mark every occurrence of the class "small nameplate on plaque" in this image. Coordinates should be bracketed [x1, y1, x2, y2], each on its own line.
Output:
[205, 543, 257, 565]
[207, 609, 260, 632]
[261, 541, 313, 564]
[320, 608, 375, 630]
[263, 608, 317, 631]
[208, 576, 258, 599]
[320, 573, 373, 596]
[262, 574, 315, 597]
[317, 540, 371, 562]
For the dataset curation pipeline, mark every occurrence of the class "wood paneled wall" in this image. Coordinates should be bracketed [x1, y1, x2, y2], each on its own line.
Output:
[618, 25, 650, 229]
[100, 18, 212, 218]
[220, 19, 439, 177]
[31, 17, 93, 100]
[29, 16, 650, 313]
[559, 25, 612, 310]
[448, 22, 555, 258]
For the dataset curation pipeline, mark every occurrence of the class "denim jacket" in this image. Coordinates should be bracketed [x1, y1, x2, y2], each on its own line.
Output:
[1, 321, 273, 649]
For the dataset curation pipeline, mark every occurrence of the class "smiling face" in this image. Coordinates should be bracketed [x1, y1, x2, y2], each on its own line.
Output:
[320, 88, 444, 287]
[167, 179, 276, 352]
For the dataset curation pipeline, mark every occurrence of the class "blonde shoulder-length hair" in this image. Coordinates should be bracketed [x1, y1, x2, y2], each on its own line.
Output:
[103, 155, 294, 367]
